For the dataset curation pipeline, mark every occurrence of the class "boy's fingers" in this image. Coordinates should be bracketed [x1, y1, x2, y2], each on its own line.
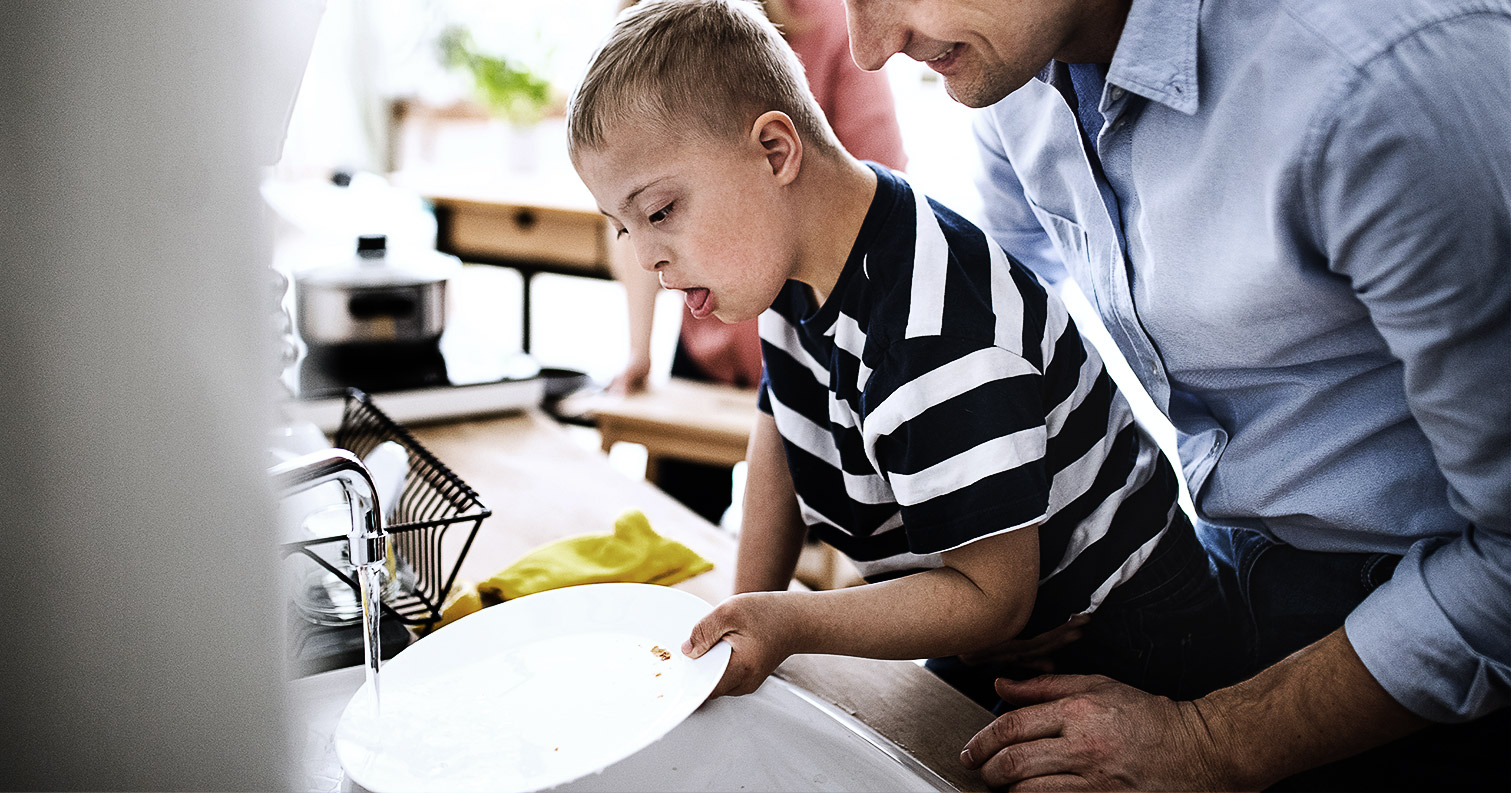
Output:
[1026, 615, 1088, 650]
[994, 673, 1102, 704]
[711, 665, 742, 698]
[1018, 657, 1057, 673]
[682, 612, 727, 659]
[957, 615, 1087, 666]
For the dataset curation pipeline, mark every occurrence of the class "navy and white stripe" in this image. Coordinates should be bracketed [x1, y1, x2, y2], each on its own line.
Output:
[758, 165, 1183, 633]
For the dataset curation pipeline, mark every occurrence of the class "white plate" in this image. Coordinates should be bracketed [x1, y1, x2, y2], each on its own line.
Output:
[334, 583, 731, 793]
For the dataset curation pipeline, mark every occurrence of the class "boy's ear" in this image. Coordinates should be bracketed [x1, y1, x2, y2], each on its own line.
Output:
[750, 111, 802, 186]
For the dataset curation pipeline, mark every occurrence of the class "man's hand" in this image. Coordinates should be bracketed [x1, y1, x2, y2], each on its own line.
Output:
[958, 613, 1090, 672]
[960, 675, 1228, 791]
[682, 591, 800, 697]
[609, 354, 652, 394]
[962, 629, 1431, 791]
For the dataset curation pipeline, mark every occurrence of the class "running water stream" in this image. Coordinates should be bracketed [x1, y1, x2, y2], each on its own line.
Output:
[357, 562, 384, 718]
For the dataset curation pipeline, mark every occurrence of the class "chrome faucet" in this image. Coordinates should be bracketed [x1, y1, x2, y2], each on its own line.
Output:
[270, 448, 387, 570]
[272, 448, 390, 706]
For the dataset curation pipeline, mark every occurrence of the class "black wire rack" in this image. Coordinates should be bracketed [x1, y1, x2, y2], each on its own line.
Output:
[280, 388, 491, 628]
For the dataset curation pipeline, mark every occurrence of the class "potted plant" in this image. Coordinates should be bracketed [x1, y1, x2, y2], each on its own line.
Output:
[438, 26, 554, 126]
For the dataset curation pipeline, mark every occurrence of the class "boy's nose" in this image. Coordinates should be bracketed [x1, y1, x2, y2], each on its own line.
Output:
[844, 0, 905, 72]
[632, 240, 668, 272]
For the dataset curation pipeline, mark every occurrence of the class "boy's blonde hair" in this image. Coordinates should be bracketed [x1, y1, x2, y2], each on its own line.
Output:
[567, 0, 842, 159]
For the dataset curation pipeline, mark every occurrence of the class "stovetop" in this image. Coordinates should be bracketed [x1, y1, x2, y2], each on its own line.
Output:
[287, 332, 542, 400]
[282, 331, 546, 431]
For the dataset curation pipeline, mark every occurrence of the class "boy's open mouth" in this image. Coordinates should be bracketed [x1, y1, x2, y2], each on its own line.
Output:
[684, 287, 714, 319]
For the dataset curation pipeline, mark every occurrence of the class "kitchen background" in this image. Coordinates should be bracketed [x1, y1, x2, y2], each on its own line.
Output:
[0, 2, 1183, 788]
[269, 0, 1186, 527]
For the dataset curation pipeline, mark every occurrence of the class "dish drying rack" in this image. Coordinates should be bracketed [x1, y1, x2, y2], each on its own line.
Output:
[280, 387, 491, 628]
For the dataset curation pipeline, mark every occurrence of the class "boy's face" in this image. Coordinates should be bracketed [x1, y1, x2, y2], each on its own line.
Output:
[574, 122, 797, 325]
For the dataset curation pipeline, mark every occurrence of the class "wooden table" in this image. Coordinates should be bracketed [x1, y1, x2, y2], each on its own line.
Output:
[559, 377, 760, 481]
[556, 379, 864, 589]
[410, 409, 735, 594]
[408, 409, 993, 791]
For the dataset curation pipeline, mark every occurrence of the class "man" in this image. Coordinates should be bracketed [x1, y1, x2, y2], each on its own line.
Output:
[842, 0, 1511, 789]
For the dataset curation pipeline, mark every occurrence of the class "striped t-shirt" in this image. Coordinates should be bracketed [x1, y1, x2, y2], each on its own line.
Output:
[757, 164, 1184, 634]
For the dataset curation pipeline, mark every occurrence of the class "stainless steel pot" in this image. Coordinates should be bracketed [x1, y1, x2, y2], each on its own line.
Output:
[295, 235, 459, 348]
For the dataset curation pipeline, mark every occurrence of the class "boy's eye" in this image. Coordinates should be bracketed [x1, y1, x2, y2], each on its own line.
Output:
[648, 202, 673, 224]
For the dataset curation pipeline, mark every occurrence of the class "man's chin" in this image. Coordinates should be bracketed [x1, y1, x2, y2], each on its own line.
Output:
[943, 73, 1022, 108]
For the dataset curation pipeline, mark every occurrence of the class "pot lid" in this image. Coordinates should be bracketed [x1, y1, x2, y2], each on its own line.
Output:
[296, 234, 460, 288]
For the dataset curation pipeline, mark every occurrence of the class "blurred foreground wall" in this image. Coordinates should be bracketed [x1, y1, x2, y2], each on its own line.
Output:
[1, 2, 322, 789]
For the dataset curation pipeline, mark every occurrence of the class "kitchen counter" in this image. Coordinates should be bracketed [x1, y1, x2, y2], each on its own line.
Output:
[314, 408, 994, 791]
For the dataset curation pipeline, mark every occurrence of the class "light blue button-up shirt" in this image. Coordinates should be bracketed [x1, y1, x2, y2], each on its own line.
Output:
[973, 0, 1511, 721]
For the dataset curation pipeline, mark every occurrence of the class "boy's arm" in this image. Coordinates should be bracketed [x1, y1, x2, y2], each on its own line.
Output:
[796, 523, 1039, 659]
[733, 412, 807, 594]
[685, 523, 1039, 697]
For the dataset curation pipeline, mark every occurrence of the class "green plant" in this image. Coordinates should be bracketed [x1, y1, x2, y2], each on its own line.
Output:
[439, 26, 552, 125]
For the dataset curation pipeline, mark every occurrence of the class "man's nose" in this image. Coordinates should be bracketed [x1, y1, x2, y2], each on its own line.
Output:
[843, 0, 903, 72]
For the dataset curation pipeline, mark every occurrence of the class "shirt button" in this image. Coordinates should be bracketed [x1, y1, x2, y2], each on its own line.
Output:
[1109, 86, 1125, 101]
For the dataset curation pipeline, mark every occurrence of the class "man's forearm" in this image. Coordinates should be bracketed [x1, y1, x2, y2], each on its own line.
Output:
[1196, 627, 1430, 790]
[606, 234, 659, 366]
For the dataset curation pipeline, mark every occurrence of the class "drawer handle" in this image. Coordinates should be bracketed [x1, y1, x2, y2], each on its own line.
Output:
[513, 209, 538, 230]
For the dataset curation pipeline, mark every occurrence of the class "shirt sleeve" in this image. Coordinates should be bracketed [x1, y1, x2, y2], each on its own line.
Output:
[861, 336, 1050, 554]
[1309, 15, 1511, 722]
[972, 109, 1070, 287]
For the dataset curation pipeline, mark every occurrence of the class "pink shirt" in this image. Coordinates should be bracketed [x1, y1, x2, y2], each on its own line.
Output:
[679, 0, 906, 388]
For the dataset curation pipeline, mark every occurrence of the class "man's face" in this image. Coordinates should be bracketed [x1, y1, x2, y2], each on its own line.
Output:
[574, 124, 796, 325]
[842, 0, 1079, 107]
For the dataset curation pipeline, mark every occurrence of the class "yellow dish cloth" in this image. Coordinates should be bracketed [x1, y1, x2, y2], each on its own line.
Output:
[479, 510, 714, 602]
[422, 578, 484, 634]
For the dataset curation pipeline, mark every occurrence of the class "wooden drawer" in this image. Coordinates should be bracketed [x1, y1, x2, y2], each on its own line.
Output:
[438, 198, 609, 277]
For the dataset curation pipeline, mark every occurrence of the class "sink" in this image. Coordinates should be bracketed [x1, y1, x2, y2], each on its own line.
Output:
[291, 665, 957, 792]
[557, 675, 953, 792]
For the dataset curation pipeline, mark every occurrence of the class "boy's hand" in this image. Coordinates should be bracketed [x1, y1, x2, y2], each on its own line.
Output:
[682, 592, 800, 698]
[957, 613, 1090, 672]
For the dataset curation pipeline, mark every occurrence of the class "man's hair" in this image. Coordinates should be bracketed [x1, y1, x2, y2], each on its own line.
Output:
[567, 0, 841, 159]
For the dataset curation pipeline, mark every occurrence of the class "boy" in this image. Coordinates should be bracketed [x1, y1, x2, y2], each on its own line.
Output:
[567, 0, 1232, 705]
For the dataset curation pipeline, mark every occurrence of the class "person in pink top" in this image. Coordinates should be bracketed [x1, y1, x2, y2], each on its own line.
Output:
[607, 0, 907, 524]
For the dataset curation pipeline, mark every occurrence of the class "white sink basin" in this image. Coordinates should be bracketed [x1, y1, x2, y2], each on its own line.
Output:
[291, 666, 956, 792]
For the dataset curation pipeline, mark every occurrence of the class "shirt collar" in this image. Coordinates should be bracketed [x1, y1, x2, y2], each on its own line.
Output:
[1033, 0, 1202, 115]
[1108, 0, 1201, 113]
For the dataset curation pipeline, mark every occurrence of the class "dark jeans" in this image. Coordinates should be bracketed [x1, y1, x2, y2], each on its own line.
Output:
[928, 514, 1242, 711]
[653, 342, 735, 526]
[1204, 524, 1510, 792]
